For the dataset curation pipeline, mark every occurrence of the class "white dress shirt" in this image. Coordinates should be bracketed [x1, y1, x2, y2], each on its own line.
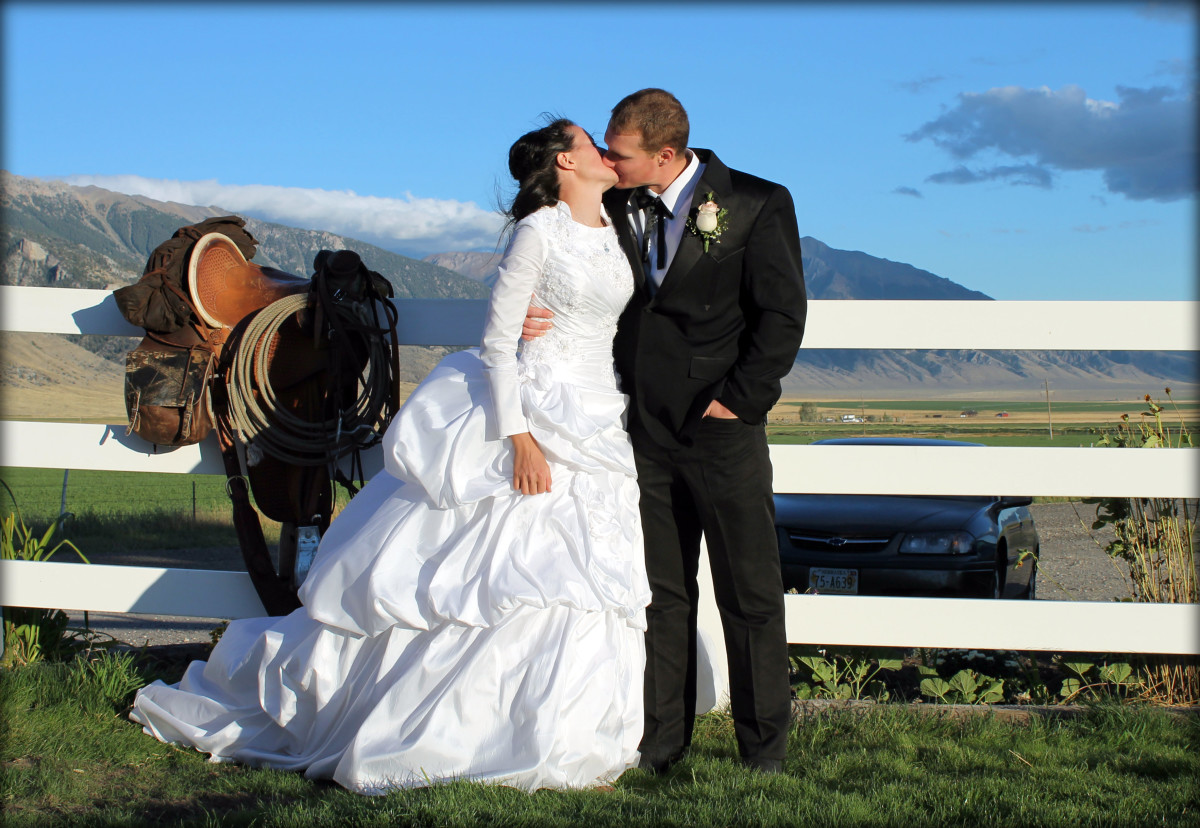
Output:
[628, 150, 706, 289]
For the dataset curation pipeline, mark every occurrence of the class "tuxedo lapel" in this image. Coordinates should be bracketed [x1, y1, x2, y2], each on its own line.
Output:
[654, 149, 731, 303]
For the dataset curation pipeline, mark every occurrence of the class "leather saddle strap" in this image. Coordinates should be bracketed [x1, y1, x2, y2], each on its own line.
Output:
[388, 318, 401, 415]
[211, 378, 301, 617]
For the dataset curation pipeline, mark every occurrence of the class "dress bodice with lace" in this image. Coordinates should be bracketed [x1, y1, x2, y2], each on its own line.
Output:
[481, 201, 634, 435]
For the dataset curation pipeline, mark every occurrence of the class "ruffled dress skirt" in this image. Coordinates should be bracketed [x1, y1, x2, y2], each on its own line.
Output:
[130, 349, 650, 794]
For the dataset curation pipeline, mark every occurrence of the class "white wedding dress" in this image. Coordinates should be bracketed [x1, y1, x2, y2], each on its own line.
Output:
[130, 201, 651, 793]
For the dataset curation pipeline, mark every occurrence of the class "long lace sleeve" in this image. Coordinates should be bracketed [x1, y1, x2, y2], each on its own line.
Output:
[479, 218, 547, 438]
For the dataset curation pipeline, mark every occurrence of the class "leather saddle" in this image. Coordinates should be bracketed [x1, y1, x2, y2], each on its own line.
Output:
[187, 232, 336, 615]
[124, 220, 396, 616]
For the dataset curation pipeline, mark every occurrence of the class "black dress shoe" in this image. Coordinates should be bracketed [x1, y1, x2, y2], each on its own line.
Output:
[638, 755, 678, 776]
[743, 757, 784, 774]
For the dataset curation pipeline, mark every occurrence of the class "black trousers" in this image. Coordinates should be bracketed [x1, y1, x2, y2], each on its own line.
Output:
[632, 417, 791, 766]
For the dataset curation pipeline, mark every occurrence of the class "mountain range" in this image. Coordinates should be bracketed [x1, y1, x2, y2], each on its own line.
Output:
[2, 171, 1194, 404]
[427, 228, 1195, 399]
[426, 239, 993, 301]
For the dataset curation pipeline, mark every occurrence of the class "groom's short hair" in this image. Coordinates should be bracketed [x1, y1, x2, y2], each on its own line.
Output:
[610, 88, 689, 156]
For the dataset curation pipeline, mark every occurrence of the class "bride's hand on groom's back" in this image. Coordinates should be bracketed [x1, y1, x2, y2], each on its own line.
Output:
[521, 306, 554, 341]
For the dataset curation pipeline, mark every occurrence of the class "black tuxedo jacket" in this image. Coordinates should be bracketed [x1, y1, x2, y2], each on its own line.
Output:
[606, 149, 807, 449]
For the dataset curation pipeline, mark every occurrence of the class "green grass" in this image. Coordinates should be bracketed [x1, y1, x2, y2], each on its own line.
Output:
[2, 653, 1197, 827]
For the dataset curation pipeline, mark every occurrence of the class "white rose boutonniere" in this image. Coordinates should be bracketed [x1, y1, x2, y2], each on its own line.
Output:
[686, 192, 729, 253]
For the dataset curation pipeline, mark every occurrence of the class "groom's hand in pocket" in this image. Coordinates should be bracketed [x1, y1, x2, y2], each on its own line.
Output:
[703, 399, 740, 419]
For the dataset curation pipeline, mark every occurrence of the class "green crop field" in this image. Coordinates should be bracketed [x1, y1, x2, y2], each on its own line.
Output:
[789, 399, 1178, 414]
[765, 427, 1118, 447]
[1, 467, 247, 553]
[1, 467, 229, 520]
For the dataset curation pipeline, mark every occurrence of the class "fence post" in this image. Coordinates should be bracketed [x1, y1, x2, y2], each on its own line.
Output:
[58, 469, 69, 537]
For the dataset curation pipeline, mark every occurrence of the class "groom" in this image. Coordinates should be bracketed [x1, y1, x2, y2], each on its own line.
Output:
[527, 89, 806, 774]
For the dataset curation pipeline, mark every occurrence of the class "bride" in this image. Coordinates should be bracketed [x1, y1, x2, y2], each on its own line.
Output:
[130, 118, 650, 793]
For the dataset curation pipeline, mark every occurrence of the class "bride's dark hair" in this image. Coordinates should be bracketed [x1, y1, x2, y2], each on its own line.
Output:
[504, 117, 576, 226]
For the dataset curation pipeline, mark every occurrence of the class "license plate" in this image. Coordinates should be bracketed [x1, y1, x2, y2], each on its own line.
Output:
[808, 567, 858, 595]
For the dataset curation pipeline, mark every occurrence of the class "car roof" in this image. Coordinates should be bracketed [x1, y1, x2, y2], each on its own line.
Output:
[813, 437, 986, 447]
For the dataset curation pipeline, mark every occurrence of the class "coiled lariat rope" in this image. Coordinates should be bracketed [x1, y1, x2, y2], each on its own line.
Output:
[223, 292, 395, 467]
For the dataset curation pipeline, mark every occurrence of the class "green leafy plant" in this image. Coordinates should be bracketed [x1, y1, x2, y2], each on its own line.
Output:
[2, 480, 91, 666]
[918, 648, 1049, 704]
[919, 667, 1005, 704]
[1058, 659, 1136, 703]
[790, 646, 902, 701]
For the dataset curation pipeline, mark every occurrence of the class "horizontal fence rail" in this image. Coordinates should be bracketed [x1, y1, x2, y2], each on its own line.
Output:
[2, 286, 1197, 670]
[2, 558, 1197, 656]
[2, 286, 1197, 350]
[0, 285, 491, 346]
[2, 423, 1197, 499]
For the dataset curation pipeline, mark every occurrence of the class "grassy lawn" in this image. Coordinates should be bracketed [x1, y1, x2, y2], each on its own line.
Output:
[1, 651, 1197, 827]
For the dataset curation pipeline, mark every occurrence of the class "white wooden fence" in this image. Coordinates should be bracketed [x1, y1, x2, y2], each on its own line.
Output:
[1, 285, 1197, 669]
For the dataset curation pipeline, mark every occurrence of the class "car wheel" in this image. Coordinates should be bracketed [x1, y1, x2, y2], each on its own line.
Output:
[987, 567, 1003, 599]
[967, 567, 1002, 599]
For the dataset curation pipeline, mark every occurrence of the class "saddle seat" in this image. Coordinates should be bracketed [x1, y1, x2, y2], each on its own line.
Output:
[188, 232, 309, 330]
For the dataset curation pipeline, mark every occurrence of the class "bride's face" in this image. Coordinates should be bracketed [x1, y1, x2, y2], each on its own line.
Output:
[564, 126, 619, 188]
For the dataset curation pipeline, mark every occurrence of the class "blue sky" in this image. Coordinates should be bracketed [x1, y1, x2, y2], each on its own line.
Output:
[3, 1, 1195, 301]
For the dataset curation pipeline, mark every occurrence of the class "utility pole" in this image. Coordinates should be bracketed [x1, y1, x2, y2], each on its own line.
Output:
[1044, 379, 1053, 440]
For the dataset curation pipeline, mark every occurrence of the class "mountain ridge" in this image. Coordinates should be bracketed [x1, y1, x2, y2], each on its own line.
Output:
[1, 171, 489, 301]
[2, 172, 1194, 400]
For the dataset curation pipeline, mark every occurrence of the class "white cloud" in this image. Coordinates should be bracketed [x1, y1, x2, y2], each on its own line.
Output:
[61, 175, 506, 257]
[906, 83, 1196, 202]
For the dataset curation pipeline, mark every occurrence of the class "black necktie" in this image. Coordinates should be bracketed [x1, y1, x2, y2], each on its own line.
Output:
[635, 189, 672, 272]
